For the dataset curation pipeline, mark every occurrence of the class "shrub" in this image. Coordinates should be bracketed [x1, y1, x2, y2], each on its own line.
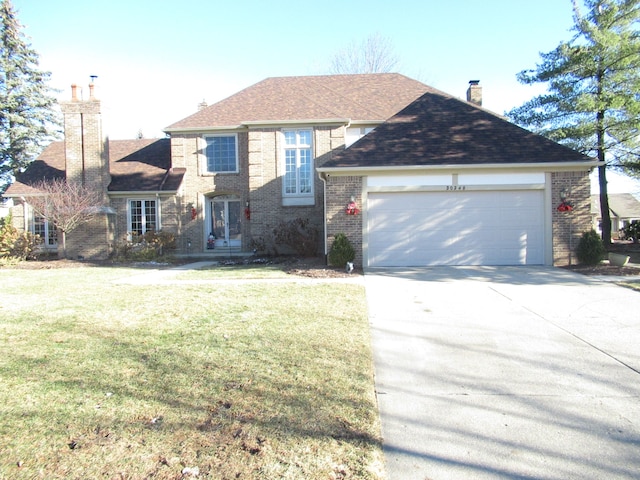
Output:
[328, 233, 355, 267]
[0, 214, 40, 261]
[272, 218, 319, 257]
[576, 229, 606, 265]
[112, 230, 176, 262]
[622, 221, 640, 243]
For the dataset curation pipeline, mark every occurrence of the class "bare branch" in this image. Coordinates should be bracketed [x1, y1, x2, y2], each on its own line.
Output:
[329, 33, 400, 74]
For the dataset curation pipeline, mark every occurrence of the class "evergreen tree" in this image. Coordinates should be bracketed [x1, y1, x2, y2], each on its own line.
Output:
[0, 0, 59, 192]
[508, 0, 640, 245]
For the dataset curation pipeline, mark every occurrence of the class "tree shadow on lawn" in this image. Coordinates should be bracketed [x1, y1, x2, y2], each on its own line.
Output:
[20, 327, 381, 478]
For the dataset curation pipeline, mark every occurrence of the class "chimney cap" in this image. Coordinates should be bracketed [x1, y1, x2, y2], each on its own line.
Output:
[469, 80, 480, 85]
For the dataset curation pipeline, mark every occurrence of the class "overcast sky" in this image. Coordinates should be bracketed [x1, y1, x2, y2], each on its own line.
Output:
[11, 0, 640, 194]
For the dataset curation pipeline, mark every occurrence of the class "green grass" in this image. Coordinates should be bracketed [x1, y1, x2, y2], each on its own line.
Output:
[619, 280, 640, 292]
[0, 266, 382, 479]
[176, 263, 293, 280]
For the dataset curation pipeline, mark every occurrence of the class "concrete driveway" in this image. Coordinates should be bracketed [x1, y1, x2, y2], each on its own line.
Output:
[365, 266, 640, 480]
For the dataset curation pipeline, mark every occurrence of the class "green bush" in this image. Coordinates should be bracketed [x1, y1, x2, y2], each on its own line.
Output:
[0, 214, 40, 261]
[328, 233, 356, 267]
[576, 229, 606, 265]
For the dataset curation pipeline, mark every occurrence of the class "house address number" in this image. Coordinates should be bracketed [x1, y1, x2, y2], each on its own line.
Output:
[445, 185, 466, 191]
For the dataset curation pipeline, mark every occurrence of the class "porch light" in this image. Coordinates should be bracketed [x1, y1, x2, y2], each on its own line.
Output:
[557, 187, 573, 212]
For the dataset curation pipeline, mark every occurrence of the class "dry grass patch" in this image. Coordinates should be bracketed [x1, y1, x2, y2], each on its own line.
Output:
[0, 267, 382, 479]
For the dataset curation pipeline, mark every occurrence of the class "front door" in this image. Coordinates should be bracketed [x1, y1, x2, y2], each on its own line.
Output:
[210, 196, 241, 248]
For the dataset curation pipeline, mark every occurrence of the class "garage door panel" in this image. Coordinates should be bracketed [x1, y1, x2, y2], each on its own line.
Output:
[368, 191, 544, 267]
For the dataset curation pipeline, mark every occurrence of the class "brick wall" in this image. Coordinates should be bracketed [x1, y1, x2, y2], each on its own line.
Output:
[65, 213, 115, 260]
[59, 97, 110, 201]
[43, 89, 113, 259]
[325, 176, 363, 267]
[551, 170, 591, 266]
[170, 125, 343, 256]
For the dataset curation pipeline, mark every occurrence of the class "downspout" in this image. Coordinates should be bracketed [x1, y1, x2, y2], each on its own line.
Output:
[319, 171, 328, 262]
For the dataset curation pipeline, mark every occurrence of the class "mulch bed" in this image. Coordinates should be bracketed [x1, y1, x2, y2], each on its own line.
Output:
[561, 263, 640, 277]
[1, 255, 360, 278]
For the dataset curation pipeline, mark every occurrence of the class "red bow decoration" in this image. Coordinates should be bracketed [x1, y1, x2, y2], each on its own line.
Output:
[557, 202, 573, 212]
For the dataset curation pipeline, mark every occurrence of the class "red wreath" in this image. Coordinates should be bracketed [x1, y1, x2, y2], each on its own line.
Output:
[191, 207, 197, 220]
[345, 201, 360, 215]
[557, 201, 573, 212]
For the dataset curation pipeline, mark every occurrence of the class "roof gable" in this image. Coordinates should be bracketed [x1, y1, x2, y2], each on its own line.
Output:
[322, 89, 594, 169]
[108, 138, 180, 192]
[165, 73, 432, 130]
[592, 193, 640, 218]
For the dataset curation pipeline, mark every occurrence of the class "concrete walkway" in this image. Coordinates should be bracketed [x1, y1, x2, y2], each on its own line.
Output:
[365, 266, 640, 480]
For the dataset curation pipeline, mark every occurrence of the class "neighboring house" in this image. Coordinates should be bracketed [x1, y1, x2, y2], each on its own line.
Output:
[591, 193, 640, 237]
[3, 74, 599, 266]
[0, 197, 12, 219]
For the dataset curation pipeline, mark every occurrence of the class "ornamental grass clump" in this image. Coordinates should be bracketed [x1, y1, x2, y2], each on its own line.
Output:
[576, 229, 606, 265]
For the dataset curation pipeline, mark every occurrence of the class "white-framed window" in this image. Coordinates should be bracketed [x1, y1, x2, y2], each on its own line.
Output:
[128, 199, 158, 236]
[33, 214, 57, 247]
[204, 134, 238, 173]
[345, 126, 375, 148]
[282, 129, 314, 205]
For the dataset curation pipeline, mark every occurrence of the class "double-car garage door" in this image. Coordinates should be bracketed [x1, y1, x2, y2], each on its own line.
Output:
[367, 190, 545, 267]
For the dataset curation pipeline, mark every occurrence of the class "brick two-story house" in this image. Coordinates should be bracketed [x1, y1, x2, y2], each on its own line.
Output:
[3, 74, 598, 266]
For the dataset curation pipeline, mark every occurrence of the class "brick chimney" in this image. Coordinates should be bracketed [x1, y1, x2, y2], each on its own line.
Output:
[59, 82, 110, 200]
[466, 80, 482, 107]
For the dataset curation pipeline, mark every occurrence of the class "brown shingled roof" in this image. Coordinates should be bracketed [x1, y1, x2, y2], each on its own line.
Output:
[4, 138, 180, 196]
[165, 73, 433, 130]
[321, 89, 594, 169]
[108, 138, 181, 192]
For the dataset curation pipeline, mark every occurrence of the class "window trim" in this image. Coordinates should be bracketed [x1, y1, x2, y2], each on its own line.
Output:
[31, 212, 57, 248]
[281, 128, 314, 206]
[203, 133, 239, 174]
[127, 198, 160, 239]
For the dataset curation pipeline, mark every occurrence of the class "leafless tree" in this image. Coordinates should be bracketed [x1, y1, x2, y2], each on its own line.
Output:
[329, 33, 400, 74]
[25, 178, 105, 258]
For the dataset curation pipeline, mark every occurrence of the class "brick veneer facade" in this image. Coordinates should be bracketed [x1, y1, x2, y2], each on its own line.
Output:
[169, 125, 344, 255]
[551, 170, 592, 266]
[58, 86, 114, 260]
[324, 170, 593, 269]
[325, 176, 364, 267]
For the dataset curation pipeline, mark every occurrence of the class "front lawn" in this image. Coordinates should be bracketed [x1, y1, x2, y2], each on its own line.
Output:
[0, 266, 382, 479]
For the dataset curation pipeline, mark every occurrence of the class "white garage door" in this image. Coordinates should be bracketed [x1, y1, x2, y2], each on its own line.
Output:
[367, 190, 544, 267]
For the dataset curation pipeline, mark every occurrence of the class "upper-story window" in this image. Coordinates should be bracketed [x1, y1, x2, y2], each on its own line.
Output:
[204, 134, 238, 173]
[282, 129, 313, 205]
[345, 126, 375, 148]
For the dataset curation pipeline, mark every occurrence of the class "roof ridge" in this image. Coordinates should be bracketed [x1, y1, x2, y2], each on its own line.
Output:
[305, 76, 392, 120]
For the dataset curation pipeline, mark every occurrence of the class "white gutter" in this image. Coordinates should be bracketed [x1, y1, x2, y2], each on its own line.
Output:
[164, 125, 245, 134]
[241, 118, 351, 127]
[164, 118, 353, 134]
[317, 160, 603, 176]
[318, 171, 328, 260]
[107, 190, 178, 197]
